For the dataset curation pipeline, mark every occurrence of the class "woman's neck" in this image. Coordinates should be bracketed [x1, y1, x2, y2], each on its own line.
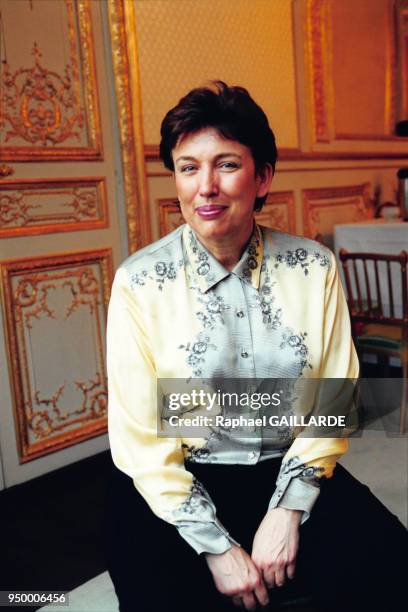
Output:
[196, 223, 254, 271]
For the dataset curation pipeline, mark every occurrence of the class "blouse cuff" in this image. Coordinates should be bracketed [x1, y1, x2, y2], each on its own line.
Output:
[271, 477, 320, 523]
[175, 518, 239, 555]
[268, 455, 324, 524]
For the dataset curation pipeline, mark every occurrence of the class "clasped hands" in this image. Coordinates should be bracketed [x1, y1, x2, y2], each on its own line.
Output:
[205, 507, 302, 611]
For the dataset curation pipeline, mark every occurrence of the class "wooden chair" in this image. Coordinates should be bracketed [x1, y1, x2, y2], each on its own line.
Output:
[339, 249, 408, 433]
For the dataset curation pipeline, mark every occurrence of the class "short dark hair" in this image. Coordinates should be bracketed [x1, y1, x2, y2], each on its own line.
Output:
[159, 81, 277, 211]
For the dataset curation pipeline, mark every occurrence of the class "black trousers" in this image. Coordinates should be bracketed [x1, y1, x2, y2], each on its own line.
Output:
[104, 457, 408, 612]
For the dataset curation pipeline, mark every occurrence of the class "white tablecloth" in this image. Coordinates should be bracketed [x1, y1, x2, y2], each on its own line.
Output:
[334, 219, 408, 257]
[334, 219, 408, 318]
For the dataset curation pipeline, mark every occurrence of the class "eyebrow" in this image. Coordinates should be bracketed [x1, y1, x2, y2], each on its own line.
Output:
[174, 153, 243, 163]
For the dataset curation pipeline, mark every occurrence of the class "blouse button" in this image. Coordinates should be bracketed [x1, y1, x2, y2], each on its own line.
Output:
[241, 351, 249, 358]
[248, 451, 256, 460]
[236, 310, 245, 318]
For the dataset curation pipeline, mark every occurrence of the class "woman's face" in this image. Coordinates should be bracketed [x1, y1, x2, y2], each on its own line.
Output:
[172, 128, 272, 246]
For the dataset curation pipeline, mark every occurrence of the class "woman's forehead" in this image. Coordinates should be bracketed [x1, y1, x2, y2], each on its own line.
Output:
[173, 128, 251, 161]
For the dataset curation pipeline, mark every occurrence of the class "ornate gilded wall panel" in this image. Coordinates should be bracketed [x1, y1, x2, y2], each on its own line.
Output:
[158, 199, 184, 237]
[0, 178, 108, 238]
[158, 192, 296, 237]
[1, 249, 113, 462]
[306, 0, 401, 144]
[0, 0, 102, 160]
[255, 192, 296, 233]
[302, 183, 372, 246]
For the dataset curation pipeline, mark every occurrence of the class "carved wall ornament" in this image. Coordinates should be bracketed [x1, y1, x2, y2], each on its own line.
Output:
[0, 0, 102, 160]
[1, 249, 113, 462]
[1, 42, 84, 147]
[0, 178, 108, 238]
[302, 183, 372, 245]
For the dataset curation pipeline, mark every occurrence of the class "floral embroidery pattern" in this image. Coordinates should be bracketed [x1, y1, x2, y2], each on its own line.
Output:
[242, 234, 261, 280]
[175, 478, 209, 515]
[256, 262, 282, 329]
[182, 443, 211, 463]
[188, 230, 215, 281]
[280, 328, 312, 373]
[179, 332, 217, 377]
[277, 455, 325, 485]
[130, 258, 183, 291]
[130, 269, 148, 288]
[274, 248, 330, 276]
[196, 294, 228, 329]
[154, 261, 180, 290]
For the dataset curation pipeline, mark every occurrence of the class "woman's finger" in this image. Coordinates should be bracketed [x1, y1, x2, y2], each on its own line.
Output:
[241, 591, 257, 611]
[263, 567, 275, 589]
[254, 580, 270, 607]
[275, 566, 286, 587]
[231, 595, 243, 608]
[287, 560, 296, 580]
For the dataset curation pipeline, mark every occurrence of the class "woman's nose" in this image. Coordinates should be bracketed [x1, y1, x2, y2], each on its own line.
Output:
[198, 169, 219, 198]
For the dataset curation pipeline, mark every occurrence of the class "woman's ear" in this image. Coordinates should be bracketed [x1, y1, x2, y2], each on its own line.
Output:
[256, 163, 274, 198]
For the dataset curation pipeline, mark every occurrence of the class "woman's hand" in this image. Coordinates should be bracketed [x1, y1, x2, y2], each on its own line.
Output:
[251, 508, 302, 589]
[205, 545, 270, 610]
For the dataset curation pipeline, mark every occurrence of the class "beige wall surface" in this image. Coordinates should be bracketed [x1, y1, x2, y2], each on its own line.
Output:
[134, 0, 299, 148]
[131, 0, 407, 245]
[332, 0, 393, 138]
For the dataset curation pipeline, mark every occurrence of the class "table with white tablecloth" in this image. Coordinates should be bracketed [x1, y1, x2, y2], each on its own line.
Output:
[333, 219, 408, 319]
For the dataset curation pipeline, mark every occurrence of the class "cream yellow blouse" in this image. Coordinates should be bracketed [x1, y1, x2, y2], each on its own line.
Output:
[107, 223, 359, 554]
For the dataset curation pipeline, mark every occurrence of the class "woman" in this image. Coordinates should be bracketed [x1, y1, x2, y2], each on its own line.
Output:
[106, 82, 407, 612]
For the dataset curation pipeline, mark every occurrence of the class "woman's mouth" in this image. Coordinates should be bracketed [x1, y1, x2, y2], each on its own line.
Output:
[195, 205, 228, 220]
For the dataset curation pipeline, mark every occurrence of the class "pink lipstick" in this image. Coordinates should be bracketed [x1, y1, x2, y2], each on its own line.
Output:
[196, 205, 227, 220]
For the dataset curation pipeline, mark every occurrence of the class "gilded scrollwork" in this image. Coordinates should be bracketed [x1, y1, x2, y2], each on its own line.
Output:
[1, 249, 113, 462]
[0, 178, 107, 238]
[302, 183, 372, 239]
[0, 0, 102, 160]
[1, 42, 84, 146]
[29, 372, 107, 439]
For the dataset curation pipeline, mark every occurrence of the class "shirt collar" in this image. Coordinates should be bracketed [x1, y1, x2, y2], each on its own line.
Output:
[182, 223, 263, 293]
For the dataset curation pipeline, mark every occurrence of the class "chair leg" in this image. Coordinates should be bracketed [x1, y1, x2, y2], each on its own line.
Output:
[399, 351, 408, 434]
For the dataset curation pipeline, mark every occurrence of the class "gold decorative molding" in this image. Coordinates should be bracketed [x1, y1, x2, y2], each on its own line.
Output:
[306, 0, 332, 143]
[0, 0, 102, 160]
[255, 191, 296, 234]
[158, 199, 183, 237]
[0, 177, 108, 238]
[396, 1, 408, 119]
[108, 0, 152, 253]
[0, 164, 14, 178]
[1, 248, 113, 462]
[1, 42, 84, 147]
[302, 183, 372, 241]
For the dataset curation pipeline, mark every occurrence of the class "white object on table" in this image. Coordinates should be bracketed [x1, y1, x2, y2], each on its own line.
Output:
[334, 219, 408, 318]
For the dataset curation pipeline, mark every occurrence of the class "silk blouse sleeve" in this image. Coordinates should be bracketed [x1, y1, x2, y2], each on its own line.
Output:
[107, 266, 238, 555]
[270, 251, 360, 521]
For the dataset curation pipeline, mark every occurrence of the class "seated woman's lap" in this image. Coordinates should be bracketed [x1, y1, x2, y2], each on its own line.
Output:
[105, 458, 407, 612]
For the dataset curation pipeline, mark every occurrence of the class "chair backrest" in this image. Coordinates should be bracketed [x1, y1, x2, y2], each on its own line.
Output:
[339, 249, 408, 328]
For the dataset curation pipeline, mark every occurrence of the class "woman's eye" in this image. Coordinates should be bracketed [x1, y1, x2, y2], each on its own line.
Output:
[180, 165, 196, 173]
[220, 162, 239, 170]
